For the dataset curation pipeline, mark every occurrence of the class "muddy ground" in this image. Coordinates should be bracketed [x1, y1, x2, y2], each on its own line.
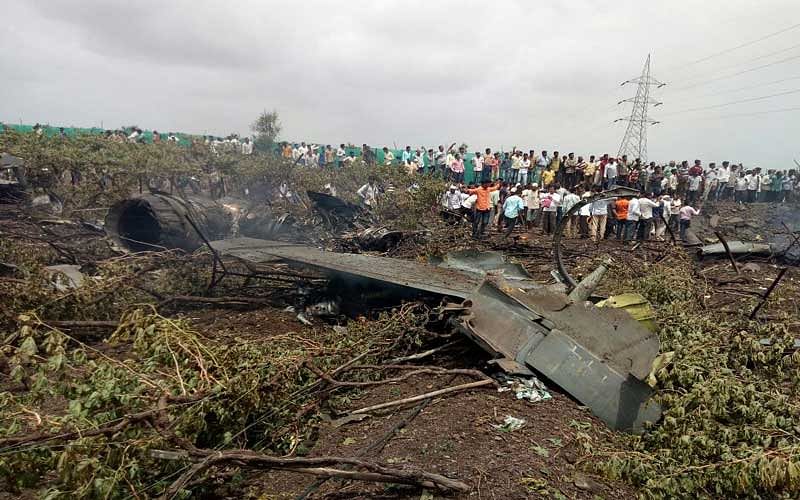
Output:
[2, 198, 799, 499]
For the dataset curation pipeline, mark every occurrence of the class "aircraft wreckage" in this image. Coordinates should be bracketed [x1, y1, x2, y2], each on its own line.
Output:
[106, 189, 662, 432]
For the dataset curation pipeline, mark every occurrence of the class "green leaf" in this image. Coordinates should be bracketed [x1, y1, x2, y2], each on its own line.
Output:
[19, 336, 38, 356]
[533, 445, 550, 458]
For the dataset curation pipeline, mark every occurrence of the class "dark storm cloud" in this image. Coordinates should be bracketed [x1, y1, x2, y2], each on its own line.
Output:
[2, 0, 800, 166]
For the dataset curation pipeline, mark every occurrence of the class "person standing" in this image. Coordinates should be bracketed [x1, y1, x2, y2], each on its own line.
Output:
[589, 189, 609, 242]
[746, 169, 760, 203]
[604, 158, 618, 189]
[519, 153, 531, 185]
[500, 152, 512, 181]
[637, 194, 659, 241]
[450, 154, 465, 183]
[686, 171, 702, 206]
[585, 155, 597, 188]
[335, 144, 346, 167]
[434, 145, 446, 176]
[653, 194, 669, 241]
[467, 180, 501, 239]
[536, 151, 549, 184]
[472, 152, 484, 184]
[540, 186, 559, 234]
[381, 147, 394, 166]
[715, 162, 730, 200]
[502, 188, 526, 238]
[483, 148, 496, 182]
[617, 155, 629, 186]
[614, 196, 629, 240]
[668, 196, 682, 233]
[510, 150, 522, 184]
[524, 183, 541, 229]
[679, 204, 700, 241]
[561, 187, 580, 238]
[401, 146, 412, 167]
[357, 177, 380, 208]
[442, 184, 462, 211]
[625, 196, 640, 242]
[323, 145, 334, 166]
[425, 148, 436, 175]
[564, 153, 577, 189]
[549, 151, 561, 184]
[578, 190, 592, 238]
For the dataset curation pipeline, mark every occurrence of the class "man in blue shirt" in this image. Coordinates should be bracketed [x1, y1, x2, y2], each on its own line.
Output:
[502, 188, 526, 238]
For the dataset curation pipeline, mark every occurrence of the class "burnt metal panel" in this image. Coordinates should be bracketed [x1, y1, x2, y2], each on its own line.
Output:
[211, 237, 479, 298]
[522, 329, 661, 431]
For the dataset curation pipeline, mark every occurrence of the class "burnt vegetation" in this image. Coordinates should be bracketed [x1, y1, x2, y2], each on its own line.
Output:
[0, 130, 799, 499]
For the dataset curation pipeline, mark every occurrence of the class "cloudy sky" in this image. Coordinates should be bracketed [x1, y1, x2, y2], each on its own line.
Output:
[2, 1, 799, 166]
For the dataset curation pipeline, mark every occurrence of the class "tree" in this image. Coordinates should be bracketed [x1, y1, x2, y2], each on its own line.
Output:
[251, 110, 282, 153]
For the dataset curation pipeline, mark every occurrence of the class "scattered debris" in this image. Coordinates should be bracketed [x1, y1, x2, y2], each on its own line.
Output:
[211, 237, 662, 432]
[700, 240, 773, 257]
[497, 374, 552, 403]
[492, 415, 527, 432]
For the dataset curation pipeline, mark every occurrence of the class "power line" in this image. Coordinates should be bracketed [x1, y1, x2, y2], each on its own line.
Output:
[660, 88, 800, 116]
[666, 22, 800, 71]
[689, 75, 800, 98]
[663, 42, 800, 94]
[654, 75, 800, 109]
[686, 106, 800, 120]
[667, 53, 800, 92]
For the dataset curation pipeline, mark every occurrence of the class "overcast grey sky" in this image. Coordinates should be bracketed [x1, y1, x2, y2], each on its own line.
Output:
[2, 1, 799, 166]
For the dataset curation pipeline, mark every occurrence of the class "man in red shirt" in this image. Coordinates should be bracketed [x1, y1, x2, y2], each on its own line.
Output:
[689, 160, 703, 177]
[467, 180, 501, 239]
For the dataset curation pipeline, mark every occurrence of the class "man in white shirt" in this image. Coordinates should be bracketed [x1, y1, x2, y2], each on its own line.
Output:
[715, 162, 730, 200]
[679, 204, 700, 241]
[472, 152, 484, 183]
[604, 160, 618, 189]
[357, 178, 379, 208]
[241, 137, 253, 155]
[541, 186, 561, 235]
[637, 194, 660, 241]
[336, 144, 346, 168]
[589, 189, 609, 242]
[561, 188, 581, 238]
[442, 185, 462, 211]
[523, 183, 541, 229]
[686, 172, 702, 206]
[746, 169, 760, 203]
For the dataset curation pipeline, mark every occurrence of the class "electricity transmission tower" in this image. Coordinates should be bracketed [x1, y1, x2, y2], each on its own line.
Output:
[615, 54, 666, 162]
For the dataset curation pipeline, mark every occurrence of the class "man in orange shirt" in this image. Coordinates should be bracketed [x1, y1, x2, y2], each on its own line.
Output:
[614, 197, 629, 240]
[467, 180, 501, 239]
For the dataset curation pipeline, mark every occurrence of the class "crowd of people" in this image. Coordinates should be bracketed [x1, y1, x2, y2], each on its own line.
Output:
[441, 179, 708, 243]
[281, 141, 798, 204]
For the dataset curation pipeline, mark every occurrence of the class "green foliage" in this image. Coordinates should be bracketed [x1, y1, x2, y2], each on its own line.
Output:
[0, 130, 447, 230]
[597, 257, 800, 499]
[0, 304, 425, 498]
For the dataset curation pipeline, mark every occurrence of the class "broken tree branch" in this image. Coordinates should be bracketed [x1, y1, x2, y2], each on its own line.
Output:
[387, 340, 462, 364]
[350, 379, 495, 415]
[42, 320, 119, 329]
[158, 448, 470, 498]
[714, 231, 740, 274]
[750, 267, 790, 320]
[304, 361, 488, 388]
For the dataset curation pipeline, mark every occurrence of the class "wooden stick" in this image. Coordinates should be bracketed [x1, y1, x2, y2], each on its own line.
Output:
[350, 379, 494, 415]
[159, 449, 470, 499]
[43, 320, 119, 329]
[387, 340, 462, 364]
[714, 231, 740, 274]
[750, 267, 789, 320]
